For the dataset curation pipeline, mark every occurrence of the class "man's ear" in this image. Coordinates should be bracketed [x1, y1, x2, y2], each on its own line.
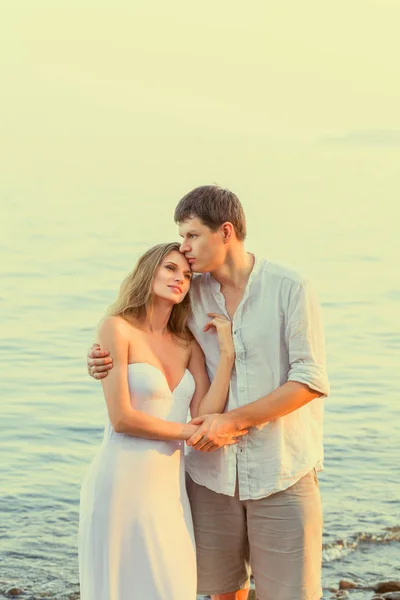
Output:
[221, 222, 234, 243]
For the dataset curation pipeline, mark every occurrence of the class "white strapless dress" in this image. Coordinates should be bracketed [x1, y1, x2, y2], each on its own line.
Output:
[79, 363, 197, 600]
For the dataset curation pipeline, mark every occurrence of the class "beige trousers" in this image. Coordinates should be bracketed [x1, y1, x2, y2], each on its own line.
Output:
[186, 470, 323, 600]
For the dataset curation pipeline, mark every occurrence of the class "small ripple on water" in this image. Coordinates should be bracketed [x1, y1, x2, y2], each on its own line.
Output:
[323, 526, 400, 563]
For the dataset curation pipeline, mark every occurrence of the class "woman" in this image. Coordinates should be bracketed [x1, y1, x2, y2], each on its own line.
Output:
[79, 242, 238, 600]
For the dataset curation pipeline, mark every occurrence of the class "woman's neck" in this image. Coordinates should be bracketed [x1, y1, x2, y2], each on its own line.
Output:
[143, 301, 173, 335]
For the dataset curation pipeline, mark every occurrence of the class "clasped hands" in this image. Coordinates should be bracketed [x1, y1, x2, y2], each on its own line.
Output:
[186, 413, 249, 452]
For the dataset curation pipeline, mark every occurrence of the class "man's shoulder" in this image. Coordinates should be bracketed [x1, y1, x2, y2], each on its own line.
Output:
[256, 257, 306, 287]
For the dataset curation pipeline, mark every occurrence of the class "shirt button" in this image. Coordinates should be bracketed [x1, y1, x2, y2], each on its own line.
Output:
[239, 387, 245, 392]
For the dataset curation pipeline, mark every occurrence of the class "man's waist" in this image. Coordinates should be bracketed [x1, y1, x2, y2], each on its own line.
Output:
[185, 443, 323, 471]
[185, 457, 323, 501]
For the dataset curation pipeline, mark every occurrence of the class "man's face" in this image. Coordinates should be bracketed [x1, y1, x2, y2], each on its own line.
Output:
[178, 217, 225, 273]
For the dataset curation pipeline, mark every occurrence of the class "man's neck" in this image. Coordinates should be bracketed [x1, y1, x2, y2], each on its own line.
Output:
[210, 247, 255, 291]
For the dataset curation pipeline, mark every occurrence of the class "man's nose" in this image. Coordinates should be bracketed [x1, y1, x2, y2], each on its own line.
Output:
[180, 240, 190, 253]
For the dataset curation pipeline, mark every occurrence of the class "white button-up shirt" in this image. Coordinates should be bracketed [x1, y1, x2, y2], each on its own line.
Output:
[185, 256, 330, 500]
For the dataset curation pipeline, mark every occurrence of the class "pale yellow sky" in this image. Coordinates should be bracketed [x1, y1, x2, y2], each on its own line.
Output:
[1, 0, 399, 221]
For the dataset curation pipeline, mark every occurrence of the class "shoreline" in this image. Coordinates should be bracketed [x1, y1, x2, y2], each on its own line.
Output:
[2, 577, 400, 600]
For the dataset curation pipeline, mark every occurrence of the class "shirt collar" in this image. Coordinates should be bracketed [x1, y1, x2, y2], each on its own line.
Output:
[207, 253, 260, 295]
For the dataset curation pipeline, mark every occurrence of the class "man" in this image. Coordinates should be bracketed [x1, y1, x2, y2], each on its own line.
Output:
[88, 185, 329, 600]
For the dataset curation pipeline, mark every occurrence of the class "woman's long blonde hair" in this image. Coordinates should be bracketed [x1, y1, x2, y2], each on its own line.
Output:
[106, 242, 192, 341]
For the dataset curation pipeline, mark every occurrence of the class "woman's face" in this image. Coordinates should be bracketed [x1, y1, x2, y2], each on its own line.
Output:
[152, 250, 192, 304]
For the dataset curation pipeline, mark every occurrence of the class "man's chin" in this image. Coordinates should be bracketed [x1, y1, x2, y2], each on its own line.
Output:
[191, 264, 207, 273]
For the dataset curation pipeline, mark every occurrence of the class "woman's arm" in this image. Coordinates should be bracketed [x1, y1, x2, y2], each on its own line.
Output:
[97, 317, 197, 441]
[188, 314, 235, 418]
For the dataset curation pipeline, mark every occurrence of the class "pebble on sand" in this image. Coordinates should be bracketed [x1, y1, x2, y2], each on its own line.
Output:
[375, 583, 400, 594]
[339, 580, 360, 589]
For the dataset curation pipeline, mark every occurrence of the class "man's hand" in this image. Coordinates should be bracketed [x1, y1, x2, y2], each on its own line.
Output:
[87, 343, 113, 380]
[186, 413, 248, 452]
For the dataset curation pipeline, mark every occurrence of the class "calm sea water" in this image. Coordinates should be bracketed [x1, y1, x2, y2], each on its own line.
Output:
[1, 191, 399, 599]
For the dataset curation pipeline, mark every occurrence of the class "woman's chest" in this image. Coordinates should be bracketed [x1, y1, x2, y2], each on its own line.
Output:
[128, 333, 190, 388]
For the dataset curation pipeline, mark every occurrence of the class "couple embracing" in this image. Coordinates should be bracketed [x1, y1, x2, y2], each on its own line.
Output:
[80, 185, 329, 600]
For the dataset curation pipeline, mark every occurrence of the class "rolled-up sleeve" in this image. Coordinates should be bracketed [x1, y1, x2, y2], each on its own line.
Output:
[285, 278, 330, 396]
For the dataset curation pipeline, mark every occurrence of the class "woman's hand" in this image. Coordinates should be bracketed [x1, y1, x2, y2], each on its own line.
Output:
[182, 423, 202, 440]
[204, 313, 235, 360]
[187, 413, 248, 451]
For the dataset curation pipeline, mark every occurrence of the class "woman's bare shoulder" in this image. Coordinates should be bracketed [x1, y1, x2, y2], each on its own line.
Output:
[97, 315, 141, 340]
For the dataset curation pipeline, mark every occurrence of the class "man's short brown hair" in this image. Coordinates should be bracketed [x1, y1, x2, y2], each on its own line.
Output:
[174, 185, 246, 241]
